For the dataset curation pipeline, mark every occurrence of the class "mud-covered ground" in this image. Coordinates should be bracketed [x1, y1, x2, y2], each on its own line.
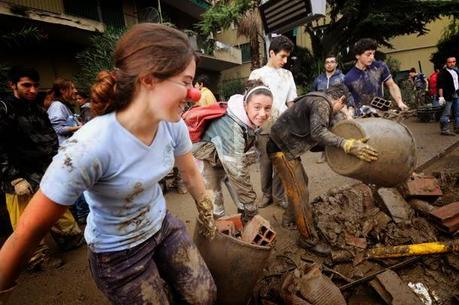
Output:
[5, 118, 459, 305]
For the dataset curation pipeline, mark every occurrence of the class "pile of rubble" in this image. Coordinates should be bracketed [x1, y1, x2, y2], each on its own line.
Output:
[255, 172, 459, 305]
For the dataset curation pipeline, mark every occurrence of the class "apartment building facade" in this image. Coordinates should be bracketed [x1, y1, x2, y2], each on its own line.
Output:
[0, 0, 241, 91]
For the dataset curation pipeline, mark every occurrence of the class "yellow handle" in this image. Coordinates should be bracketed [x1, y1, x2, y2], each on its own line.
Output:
[367, 239, 459, 259]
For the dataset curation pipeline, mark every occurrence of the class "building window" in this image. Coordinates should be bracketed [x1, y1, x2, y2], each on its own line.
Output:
[239, 43, 251, 63]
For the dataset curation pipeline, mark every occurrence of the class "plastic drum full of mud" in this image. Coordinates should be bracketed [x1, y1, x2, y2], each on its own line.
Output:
[193, 224, 272, 305]
[325, 118, 416, 187]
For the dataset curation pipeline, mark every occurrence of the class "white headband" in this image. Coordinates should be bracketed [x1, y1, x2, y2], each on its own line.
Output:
[244, 86, 272, 101]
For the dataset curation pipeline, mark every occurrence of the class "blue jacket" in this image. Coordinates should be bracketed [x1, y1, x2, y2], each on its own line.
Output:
[313, 69, 345, 92]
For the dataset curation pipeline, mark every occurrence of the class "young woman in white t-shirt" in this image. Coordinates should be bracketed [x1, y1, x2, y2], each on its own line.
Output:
[0, 23, 216, 305]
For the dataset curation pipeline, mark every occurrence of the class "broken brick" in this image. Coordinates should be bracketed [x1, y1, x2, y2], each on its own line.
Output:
[215, 220, 236, 236]
[219, 213, 243, 231]
[344, 232, 368, 249]
[369, 270, 424, 305]
[241, 215, 276, 247]
[430, 202, 459, 220]
[400, 175, 442, 199]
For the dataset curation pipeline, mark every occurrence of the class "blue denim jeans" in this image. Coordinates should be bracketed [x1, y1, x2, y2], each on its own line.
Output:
[440, 95, 459, 130]
[88, 211, 216, 305]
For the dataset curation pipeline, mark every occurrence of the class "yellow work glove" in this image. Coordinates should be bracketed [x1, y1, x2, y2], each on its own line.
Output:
[195, 193, 216, 240]
[342, 137, 378, 162]
[10, 178, 33, 196]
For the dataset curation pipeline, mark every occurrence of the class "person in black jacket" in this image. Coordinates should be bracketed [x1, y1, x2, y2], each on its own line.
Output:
[0, 66, 83, 270]
[437, 56, 459, 135]
[267, 84, 378, 255]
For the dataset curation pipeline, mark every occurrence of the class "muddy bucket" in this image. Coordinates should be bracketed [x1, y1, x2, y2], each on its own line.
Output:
[193, 225, 272, 305]
[325, 118, 416, 187]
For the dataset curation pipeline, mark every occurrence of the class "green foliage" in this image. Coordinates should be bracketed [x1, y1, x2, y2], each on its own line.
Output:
[0, 26, 47, 53]
[74, 27, 125, 92]
[385, 56, 401, 77]
[431, 17, 459, 68]
[218, 77, 245, 100]
[197, 0, 252, 37]
[431, 32, 459, 68]
[308, 0, 459, 60]
[288, 46, 321, 90]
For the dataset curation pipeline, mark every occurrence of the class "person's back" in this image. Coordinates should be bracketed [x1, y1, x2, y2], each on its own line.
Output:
[428, 69, 439, 98]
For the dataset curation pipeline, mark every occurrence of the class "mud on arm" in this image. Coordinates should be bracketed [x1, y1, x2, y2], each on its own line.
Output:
[309, 102, 345, 148]
[175, 152, 216, 239]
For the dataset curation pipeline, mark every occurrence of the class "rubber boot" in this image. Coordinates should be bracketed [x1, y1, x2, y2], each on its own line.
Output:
[297, 236, 331, 257]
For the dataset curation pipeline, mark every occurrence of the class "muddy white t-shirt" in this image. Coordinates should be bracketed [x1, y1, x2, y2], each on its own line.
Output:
[40, 112, 192, 253]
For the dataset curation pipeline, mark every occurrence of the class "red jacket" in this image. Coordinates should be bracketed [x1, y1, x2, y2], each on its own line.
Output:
[428, 71, 438, 97]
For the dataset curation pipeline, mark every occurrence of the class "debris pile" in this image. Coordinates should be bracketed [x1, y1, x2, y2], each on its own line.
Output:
[255, 170, 459, 305]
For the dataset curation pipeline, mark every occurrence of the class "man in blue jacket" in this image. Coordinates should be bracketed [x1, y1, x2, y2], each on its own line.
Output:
[313, 55, 345, 92]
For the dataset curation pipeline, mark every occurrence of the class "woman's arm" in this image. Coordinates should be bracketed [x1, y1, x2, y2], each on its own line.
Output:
[0, 191, 67, 290]
[175, 152, 215, 239]
[175, 152, 207, 202]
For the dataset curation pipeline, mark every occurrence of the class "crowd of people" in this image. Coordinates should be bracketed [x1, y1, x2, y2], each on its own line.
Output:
[0, 23, 458, 305]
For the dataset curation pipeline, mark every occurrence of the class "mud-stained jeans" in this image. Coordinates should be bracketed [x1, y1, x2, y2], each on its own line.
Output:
[270, 153, 318, 241]
[89, 211, 217, 305]
[201, 161, 244, 217]
[256, 134, 286, 203]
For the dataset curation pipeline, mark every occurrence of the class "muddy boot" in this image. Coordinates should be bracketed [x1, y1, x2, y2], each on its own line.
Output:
[281, 214, 297, 230]
[27, 244, 64, 271]
[278, 200, 288, 209]
[441, 130, 456, 136]
[241, 204, 258, 223]
[51, 231, 85, 252]
[258, 194, 273, 208]
[297, 237, 331, 257]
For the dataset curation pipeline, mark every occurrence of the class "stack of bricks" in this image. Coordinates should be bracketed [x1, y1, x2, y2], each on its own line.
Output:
[430, 202, 459, 234]
[241, 215, 276, 247]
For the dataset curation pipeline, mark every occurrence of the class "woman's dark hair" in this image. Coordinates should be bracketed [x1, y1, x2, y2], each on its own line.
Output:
[269, 35, 294, 54]
[91, 23, 199, 116]
[352, 38, 378, 56]
[44, 78, 74, 109]
[244, 79, 273, 103]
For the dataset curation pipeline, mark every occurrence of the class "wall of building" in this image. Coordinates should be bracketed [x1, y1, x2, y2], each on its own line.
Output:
[379, 17, 451, 75]
[5, 0, 63, 14]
